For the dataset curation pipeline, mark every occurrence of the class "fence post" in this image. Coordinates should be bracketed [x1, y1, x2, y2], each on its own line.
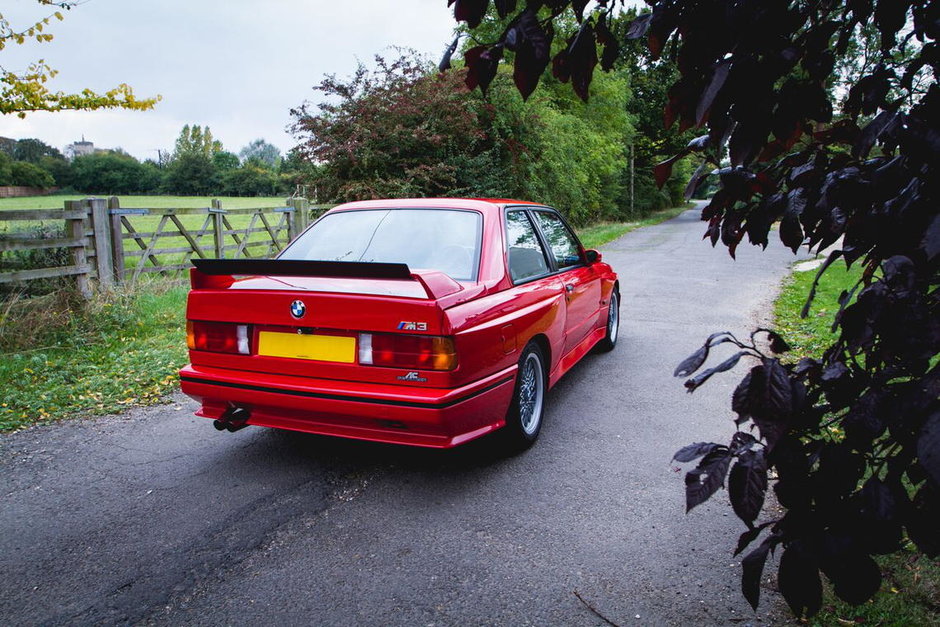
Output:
[211, 199, 224, 258]
[108, 196, 125, 284]
[66, 200, 91, 298]
[86, 197, 114, 288]
[288, 197, 308, 241]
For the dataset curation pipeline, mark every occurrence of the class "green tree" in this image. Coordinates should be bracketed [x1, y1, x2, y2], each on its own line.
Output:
[238, 139, 281, 169]
[12, 137, 62, 162]
[10, 160, 52, 187]
[164, 152, 217, 195]
[219, 164, 278, 196]
[37, 154, 69, 186]
[70, 151, 148, 194]
[0, 150, 12, 184]
[213, 151, 240, 172]
[172, 124, 222, 160]
[1, 1, 159, 117]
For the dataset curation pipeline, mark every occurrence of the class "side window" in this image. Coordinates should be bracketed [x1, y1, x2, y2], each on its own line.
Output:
[505, 210, 550, 282]
[533, 211, 582, 269]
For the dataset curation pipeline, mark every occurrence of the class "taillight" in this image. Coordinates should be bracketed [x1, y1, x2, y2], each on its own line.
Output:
[187, 321, 250, 355]
[358, 333, 457, 371]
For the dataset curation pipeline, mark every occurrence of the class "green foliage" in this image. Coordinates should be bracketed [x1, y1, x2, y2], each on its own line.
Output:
[9, 160, 53, 187]
[70, 152, 152, 194]
[239, 139, 281, 169]
[213, 151, 240, 171]
[0, 283, 188, 432]
[172, 124, 222, 160]
[163, 153, 218, 196]
[291, 52, 637, 223]
[219, 164, 279, 196]
[11, 137, 62, 162]
[0, 151, 12, 185]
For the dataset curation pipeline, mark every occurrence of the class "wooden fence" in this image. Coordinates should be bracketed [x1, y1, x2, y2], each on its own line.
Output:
[0, 197, 331, 296]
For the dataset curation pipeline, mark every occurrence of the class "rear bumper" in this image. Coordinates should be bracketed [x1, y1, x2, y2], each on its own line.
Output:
[178, 364, 517, 448]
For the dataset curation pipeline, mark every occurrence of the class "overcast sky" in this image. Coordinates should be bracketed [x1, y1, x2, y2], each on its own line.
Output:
[0, 0, 457, 161]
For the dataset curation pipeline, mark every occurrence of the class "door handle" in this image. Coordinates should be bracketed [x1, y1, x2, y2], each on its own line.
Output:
[565, 284, 575, 293]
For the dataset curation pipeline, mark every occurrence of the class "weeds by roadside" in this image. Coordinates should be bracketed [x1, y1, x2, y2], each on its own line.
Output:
[0, 282, 188, 432]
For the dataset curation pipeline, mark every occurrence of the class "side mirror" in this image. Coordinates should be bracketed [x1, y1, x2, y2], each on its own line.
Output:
[585, 249, 602, 264]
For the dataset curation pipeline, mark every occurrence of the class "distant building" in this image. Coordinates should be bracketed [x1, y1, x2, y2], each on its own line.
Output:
[65, 137, 95, 160]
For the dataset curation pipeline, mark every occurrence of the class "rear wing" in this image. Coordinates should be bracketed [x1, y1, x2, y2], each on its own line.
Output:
[189, 258, 463, 300]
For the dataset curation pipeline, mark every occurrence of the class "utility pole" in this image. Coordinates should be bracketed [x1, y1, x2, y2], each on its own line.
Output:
[630, 142, 635, 215]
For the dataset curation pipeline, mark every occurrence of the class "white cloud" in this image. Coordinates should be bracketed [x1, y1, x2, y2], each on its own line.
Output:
[0, 0, 458, 159]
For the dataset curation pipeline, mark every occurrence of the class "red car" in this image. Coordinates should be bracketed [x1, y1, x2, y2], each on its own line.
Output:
[179, 198, 619, 449]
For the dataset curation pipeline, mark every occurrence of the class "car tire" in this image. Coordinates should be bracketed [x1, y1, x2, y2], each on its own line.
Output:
[596, 289, 620, 352]
[502, 342, 547, 450]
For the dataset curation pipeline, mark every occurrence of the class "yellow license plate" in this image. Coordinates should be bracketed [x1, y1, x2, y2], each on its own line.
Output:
[257, 331, 356, 363]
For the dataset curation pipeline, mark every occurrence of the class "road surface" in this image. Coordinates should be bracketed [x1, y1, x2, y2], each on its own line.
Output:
[1, 206, 806, 625]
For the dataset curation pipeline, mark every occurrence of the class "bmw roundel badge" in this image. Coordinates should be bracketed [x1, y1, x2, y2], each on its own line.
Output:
[290, 300, 306, 319]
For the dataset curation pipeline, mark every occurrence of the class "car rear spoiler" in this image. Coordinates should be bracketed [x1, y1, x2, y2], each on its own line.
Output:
[189, 258, 463, 300]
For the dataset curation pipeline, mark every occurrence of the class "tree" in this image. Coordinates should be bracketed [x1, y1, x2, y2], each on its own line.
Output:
[238, 139, 281, 169]
[12, 137, 62, 162]
[213, 151, 240, 172]
[70, 151, 149, 194]
[1, 1, 159, 117]
[172, 124, 222, 160]
[452, 0, 939, 619]
[219, 164, 278, 196]
[290, 51, 633, 223]
[163, 152, 217, 196]
[10, 160, 52, 187]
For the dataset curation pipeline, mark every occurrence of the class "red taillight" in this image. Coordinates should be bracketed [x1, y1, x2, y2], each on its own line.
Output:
[358, 333, 457, 371]
[187, 321, 250, 354]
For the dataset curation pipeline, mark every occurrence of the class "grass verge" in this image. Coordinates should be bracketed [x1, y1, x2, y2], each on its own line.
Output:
[577, 204, 692, 249]
[0, 283, 188, 432]
[774, 260, 940, 625]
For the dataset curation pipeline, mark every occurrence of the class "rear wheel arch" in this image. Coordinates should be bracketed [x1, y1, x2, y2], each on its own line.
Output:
[528, 333, 551, 376]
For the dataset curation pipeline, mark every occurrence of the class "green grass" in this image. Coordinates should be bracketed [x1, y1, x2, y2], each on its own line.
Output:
[774, 260, 940, 625]
[774, 260, 864, 360]
[0, 283, 188, 432]
[577, 204, 692, 249]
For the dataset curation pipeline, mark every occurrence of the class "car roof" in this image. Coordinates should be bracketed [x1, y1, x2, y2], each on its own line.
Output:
[328, 198, 546, 215]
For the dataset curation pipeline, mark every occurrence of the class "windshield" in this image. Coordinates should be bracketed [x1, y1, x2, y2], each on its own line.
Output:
[280, 208, 482, 281]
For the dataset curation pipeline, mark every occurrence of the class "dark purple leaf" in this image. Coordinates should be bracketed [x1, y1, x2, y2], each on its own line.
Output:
[767, 331, 790, 354]
[674, 344, 708, 378]
[624, 13, 652, 39]
[464, 45, 503, 93]
[729, 449, 768, 525]
[800, 249, 843, 318]
[730, 431, 758, 455]
[567, 22, 597, 101]
[512, 10, 552, 100]
[734, 521, 774, 556]
[853, 110, 899, 159]
[438, 36, 460, 72]
[696, 60, 731, 126]
[741, 540, 772, 610]
[906, 483, 940, 557]
[684, 351, 750, 392]
[924, 214, 940, 261]
[453, 0, 490, 28]
[918, 410, 940, 488]
[673, 442, 722, 463]
[571, 0, 589, 21]
[780, 189, 806, 252]
[595, 16, 619, 72]
[763, 358, 793, 418]
[778, 543, 822, 618]
[826, 552, 882, 606]
[493, 0, 516, 18]
[685, 449, 733, 512]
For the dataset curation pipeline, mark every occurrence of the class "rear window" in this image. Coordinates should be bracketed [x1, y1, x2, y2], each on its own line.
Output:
[280, 209, 482, 281]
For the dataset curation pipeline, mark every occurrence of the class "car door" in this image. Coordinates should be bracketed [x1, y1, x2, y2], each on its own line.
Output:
[531, 209, 602, 355]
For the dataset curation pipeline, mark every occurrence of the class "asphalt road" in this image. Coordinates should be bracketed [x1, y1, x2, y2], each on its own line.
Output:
[1, 206, 808, 626]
